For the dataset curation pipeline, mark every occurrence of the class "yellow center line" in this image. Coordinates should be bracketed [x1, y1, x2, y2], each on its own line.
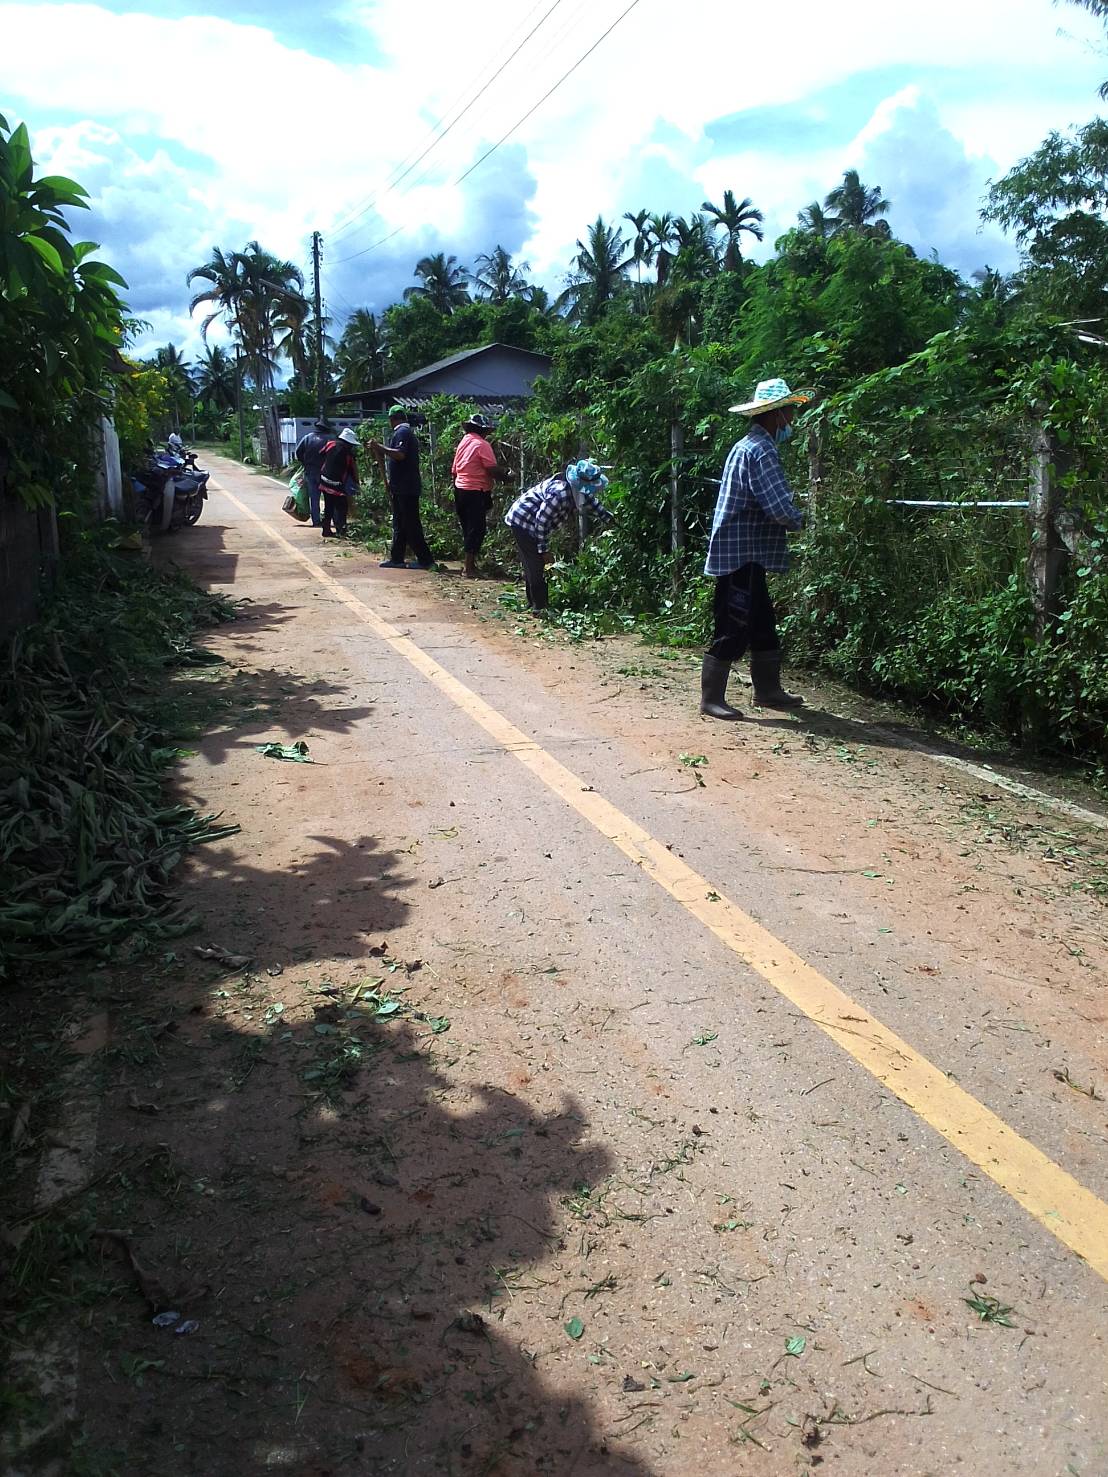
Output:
[217, 480, 1108, 1283]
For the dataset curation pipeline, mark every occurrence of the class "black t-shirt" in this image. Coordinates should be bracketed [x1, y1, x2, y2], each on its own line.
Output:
[387, 423, 421, 495]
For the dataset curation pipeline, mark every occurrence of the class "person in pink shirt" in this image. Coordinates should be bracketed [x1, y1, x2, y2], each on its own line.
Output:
[450, 413, 511, 578]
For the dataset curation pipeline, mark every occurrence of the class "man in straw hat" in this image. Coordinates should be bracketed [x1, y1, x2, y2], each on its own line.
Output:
[700, 377, 812, 719]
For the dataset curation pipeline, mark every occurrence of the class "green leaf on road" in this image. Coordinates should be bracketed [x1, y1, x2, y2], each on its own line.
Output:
[785, 1336, 807, 1357]
[256, 740, 313, 763]
[564, 1317, 584, 1340]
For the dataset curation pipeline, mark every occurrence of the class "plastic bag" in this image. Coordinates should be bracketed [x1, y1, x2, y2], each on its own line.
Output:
[288, 469, 310, 520]
[282, 493, 308, 522]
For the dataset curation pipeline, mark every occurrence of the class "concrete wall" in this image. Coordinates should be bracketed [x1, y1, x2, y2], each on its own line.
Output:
[278, 415, 372, 465]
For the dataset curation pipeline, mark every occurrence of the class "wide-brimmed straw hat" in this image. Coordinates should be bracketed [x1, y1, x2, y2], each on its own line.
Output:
[729, 378, 813, 415]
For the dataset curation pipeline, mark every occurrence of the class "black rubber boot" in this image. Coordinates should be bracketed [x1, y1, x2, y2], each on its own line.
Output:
[751, 651, 804, 708]
[700, 654, 743, 720]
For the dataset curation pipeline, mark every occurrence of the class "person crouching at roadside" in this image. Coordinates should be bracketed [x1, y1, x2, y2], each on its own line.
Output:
[504, 460, 614, 612]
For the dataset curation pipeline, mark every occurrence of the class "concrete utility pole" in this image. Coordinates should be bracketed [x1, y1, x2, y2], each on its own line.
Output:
[234, 346, 246, 463]
[311, 230, 325, 421]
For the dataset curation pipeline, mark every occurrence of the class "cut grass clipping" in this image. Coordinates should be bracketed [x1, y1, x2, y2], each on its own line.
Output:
[0, 535, 240, 978]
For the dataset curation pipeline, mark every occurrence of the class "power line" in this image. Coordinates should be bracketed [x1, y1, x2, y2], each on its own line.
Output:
[326, 0, 645, 274]
[455, 0, 645, 187]
[328, 0, 554, 241]
[329, 222, 407, 269]
[328, 0, 566, 245]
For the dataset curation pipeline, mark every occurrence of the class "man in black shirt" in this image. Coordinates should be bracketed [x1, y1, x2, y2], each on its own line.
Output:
[370, 405, 434, 570]
[294, 418, 333, 527]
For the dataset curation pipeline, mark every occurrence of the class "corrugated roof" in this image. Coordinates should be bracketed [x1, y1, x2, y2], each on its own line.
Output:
[328, 341, 551, 404]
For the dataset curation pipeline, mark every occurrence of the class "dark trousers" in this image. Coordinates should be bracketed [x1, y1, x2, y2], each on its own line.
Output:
[512, 527, 548, 610]
[454, 487, 492, 555]
[390, 493, 432, 566]
[708, 563, 779, 662]
[322, 490, 347, 535]
[306, 473, 321, 526]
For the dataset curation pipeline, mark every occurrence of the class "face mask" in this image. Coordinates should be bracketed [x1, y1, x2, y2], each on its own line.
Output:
[774, 424, 793, 447]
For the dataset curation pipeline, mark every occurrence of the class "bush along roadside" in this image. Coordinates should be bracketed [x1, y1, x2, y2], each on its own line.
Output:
[0, 534, 241, 980]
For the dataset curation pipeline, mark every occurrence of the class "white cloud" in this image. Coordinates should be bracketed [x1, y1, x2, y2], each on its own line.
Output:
[851, 91, 1017, 273]
[0, 0, 1103, 356]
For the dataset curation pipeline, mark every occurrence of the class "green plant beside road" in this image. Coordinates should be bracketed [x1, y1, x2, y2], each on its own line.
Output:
[0, 534, 241, 980]
[0, 112, 129, 514]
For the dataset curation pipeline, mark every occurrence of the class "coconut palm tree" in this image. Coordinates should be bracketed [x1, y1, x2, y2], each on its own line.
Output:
[195, 345, 236, 410]
[700, 190, 764, 270]
[153, 344, 194, 428]
[522, 282, 551, 313]
[623, 208, 652, 308]
[797, 200, 837, 238]
[473, 245, 531, 303]
[274, 293, 311, 385]
[403, 252, 470, 313]
[824, 170, 891, 237]
[335, 309, 387, 392]
[556, 217, 630, 324]
[646, 212, 680, 288]
[188, 240, 307, 464]
[671, 214, 720, 281]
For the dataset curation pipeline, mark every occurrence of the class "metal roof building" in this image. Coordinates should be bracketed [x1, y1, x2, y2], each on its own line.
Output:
[327, 342, 552, 416]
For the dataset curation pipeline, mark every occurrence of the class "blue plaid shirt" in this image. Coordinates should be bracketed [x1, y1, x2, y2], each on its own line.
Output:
[704, 425, 804, 576]
[505, 475, 612, 553]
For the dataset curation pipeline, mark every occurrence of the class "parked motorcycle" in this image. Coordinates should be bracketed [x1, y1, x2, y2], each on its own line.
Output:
[130, 443, 210, 532]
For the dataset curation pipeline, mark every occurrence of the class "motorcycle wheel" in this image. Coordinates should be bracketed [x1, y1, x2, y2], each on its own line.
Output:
[184, 495, 204, 526]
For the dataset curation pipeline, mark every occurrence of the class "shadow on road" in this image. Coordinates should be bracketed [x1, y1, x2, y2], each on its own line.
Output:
[80, 976, 650, 1473]
[57, 550, 656, 1474]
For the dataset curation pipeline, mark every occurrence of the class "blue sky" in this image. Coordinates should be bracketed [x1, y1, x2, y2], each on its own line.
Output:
[1, 0, 1104, 359]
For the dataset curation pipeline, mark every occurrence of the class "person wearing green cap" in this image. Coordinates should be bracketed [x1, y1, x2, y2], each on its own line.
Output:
[369, 406, 435, 570]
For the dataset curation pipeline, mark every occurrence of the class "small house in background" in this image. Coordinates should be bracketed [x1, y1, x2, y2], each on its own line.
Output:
[327, 342, 552, 417]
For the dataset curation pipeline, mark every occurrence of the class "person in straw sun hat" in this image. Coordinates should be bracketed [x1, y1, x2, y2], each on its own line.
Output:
[699, 377, 813, 720]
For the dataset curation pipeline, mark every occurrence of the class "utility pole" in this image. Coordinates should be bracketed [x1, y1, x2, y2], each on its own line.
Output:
[311, 230, 325, 421]
[234, 346, 246, 462]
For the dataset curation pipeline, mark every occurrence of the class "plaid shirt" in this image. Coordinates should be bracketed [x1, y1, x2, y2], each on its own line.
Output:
[505, 476, 612, 553]
[704, 424, 804, 576]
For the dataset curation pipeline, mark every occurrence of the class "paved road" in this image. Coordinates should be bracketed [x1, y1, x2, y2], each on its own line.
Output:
[73, 456, 1108, 1475]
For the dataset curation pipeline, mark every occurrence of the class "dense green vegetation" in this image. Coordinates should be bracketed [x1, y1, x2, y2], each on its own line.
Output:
[0, 112, 130, 512]
[0, 531, 241, 978]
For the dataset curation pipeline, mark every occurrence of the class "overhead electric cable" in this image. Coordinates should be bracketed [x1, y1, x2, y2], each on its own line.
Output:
[328, 0, 554, 240]
[327, 0, 645, 271]
[328, 0, 566, 244]
[454, 0, 645, 187]
[329, 223, 407, 269]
